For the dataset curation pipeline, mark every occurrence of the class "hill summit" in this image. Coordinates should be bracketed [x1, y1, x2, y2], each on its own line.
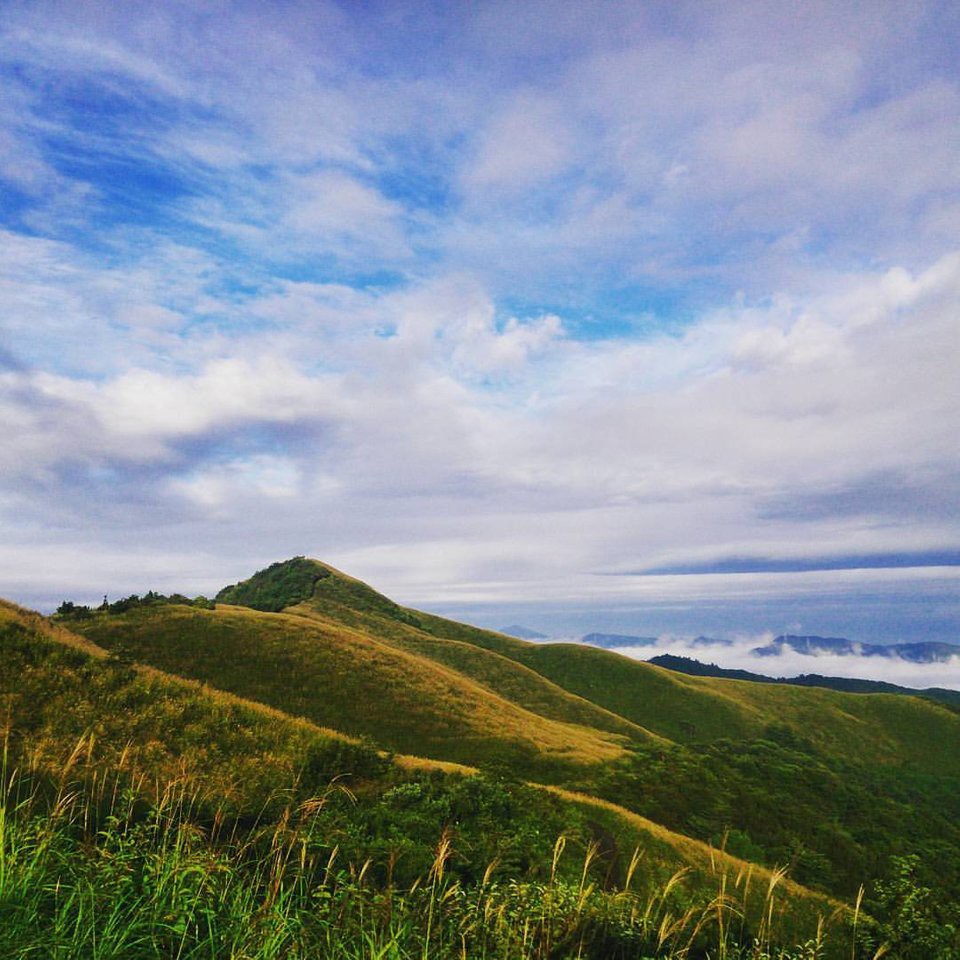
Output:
[215, 555, 329, 611]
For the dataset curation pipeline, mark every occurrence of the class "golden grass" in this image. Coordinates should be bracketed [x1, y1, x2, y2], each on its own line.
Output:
[76, 602, 629, 773]
[392, 754, 477, 775]
[237, 559, 960, 775]
[287, 599, 662, 741]
[406, 618, 960, 776]
[53, 555, 960, 783]
[539, 784, 851, 947]
[0, 598, 107, 657]
[0, 594, 897, 953]
[0, 604, 388, 813]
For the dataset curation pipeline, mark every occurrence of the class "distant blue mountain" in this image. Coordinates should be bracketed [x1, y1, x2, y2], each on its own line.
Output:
[690, 635, 733, 648]
[752, 634, 960, 663]
[580, 632, 659, 649]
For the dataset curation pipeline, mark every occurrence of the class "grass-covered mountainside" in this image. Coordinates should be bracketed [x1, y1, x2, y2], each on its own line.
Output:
[67, 599, 633, 777]
[1, 597, 846, 958]
[5, 556, 960, 957]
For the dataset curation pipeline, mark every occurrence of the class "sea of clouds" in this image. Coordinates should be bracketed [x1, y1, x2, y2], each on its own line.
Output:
[598, 633, 960, 691]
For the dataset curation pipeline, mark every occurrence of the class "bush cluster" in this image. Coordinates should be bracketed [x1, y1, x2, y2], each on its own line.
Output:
[214, 556, 324, 612]
[55, 591, 215, 619]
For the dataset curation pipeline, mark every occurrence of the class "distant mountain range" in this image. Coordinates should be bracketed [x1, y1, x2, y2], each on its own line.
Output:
[579, 632, 659, 648]
[576, 633, 733, 650]
[648, 654, 960, 707]
[569, 630, 960, 664]
[499, 628, 661, 647]
[751, 634, 960, 663]
[688, 635, 734, 648]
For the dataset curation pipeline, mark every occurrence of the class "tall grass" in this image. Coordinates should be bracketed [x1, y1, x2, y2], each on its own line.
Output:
[0, 739, 882, 960]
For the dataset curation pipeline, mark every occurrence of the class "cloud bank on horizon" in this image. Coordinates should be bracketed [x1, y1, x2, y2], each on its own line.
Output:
[1, 1, 958, 650]
[612, 636, 960, 693]
[498, 625, 960, 691]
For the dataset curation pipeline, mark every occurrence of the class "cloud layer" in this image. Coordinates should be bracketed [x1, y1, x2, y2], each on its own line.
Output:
[1, 1, 958, 668]
[610, 636, 960, 692]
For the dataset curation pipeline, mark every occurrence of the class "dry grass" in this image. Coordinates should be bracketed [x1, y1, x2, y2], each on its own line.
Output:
[0, 739, 867, 960]
[76, 602, 629, 774]
[0, 598, 107, 657]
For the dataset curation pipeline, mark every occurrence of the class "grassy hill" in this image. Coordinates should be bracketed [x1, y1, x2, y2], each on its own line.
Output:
[0, 598, 799, 887]
[66, 560, 960, 882]
[245, 560, 960, 777]
[72, 600, 631, 777]
[0, 596, 859, 958]
[387, 609, 960, 777]
[264, 561, 960, 775]
[27, 556, 960, 953]
[515, 641, 960, 773]
[0, 598, 387, 814]
[212, 559, 960, 777]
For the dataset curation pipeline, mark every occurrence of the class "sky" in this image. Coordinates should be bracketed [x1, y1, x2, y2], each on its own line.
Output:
[1, 0, 959, 667]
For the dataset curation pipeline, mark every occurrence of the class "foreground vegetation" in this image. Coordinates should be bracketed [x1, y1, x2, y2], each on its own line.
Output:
[0, 743, 871, 960]
[0, 600, 860, 957]
[4, 733, 956, 958]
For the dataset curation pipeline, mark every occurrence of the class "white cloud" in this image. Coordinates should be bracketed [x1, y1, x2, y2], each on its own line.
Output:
[282, 170, 409, 256]
[463, 91, 574, 192]
[170, 454, 303, 509]
[31, 357, 340, 452]
[0, 0, 957, 633]
[2, 250, 958, 571]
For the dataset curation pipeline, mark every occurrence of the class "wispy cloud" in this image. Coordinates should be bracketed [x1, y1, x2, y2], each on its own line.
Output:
[0, 0, 957, 638]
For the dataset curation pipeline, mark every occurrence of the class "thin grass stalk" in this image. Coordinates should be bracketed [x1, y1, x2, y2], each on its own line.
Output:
[849, 884, 864, 960]
[423, 829, 453, 960]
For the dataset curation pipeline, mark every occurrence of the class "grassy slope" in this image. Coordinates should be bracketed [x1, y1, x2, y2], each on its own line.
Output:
[45, 559, 960, 911]
[69, 557, 960, 778]
[284, 605, 657, 742]
[541, 785, 847, 946]
[0, 600, 384, 813]
[1, 598, 846, 946]
[237, 561, 960, 777]
[405, 609, 960, 776]
[74, 602, 629, 776]
[286, 566, 659, 742]
[1, 598, 106, 657]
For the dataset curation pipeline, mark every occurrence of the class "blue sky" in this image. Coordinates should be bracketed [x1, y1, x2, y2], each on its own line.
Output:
[1, 0, 959, 661]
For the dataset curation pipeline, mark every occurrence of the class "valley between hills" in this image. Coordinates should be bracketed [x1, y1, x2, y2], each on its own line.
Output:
[2, 556, 959, 958]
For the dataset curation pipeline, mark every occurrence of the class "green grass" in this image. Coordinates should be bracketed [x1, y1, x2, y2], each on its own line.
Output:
[73, 602, 630, 777]
[0, 601, 388, 816]
[23, 557, 960, 951]
[285, 594, 658, 744]
[236, 561, 960, 778]
[0, 600, 797, 898]
[215, 556, 327, 612]
[0, 600, 871, 958]
[406, 609, 960, 777]
[0, 742, 860, 960]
